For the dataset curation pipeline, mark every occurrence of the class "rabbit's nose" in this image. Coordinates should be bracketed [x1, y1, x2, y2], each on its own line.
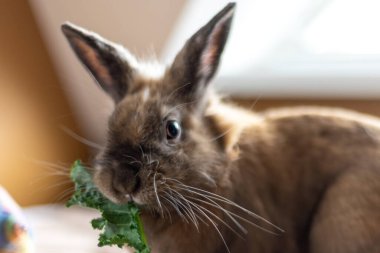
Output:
[112, 168, 141, 195]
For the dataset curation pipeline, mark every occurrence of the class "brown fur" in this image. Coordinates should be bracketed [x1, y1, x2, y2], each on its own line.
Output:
[137, 104, 380, 253]
[62, 3, 380, 253]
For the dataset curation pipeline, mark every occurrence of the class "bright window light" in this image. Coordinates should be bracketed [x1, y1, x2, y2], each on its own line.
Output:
[302, 0, 380, 55]
[164, 0, 380, 98]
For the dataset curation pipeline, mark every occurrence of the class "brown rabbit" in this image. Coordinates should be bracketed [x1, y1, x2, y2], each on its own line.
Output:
[61, 3, 380, 253]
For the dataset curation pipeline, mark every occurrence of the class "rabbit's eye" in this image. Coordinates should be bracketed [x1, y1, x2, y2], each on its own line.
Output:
[166, 120, 181, 140]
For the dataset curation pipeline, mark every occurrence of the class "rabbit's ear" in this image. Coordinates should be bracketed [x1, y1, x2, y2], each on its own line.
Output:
[169, 3, 235, 103]
[61, 23, 133, 102]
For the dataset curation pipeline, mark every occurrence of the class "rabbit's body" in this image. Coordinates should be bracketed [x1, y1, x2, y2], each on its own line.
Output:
[142, 102, 380, 253]
[62, 3, 380, 252]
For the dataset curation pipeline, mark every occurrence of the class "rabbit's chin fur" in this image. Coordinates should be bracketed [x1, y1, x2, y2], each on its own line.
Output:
[63, 3, 380, 253]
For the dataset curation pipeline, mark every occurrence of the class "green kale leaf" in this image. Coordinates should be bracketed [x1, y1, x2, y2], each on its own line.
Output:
[66, 160, 150, 253]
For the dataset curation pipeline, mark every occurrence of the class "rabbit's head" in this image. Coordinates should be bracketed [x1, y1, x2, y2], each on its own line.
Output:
[62, 3, 236, 212]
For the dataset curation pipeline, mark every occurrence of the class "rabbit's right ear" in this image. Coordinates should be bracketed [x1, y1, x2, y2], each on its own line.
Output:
[61, 23, 134, 102]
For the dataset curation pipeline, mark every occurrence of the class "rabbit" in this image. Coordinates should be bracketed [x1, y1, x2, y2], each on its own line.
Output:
[61, 3, 380, 253]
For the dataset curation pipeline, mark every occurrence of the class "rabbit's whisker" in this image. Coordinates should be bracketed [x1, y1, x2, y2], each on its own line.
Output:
[166, 178, 284, 234]
[185, 196, 245, 240]
[166, 187, 200, 230]
[162, 192, 189, 224]
[153, 172, 163, 216]
[60, 125, 103, 150]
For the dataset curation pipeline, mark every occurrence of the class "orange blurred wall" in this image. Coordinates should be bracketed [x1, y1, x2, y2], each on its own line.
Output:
[0, 0, 88, 206]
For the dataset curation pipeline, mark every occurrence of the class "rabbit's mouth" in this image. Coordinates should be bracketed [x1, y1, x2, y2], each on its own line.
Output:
[132, 175, 166, 210]
[129, 193, 145, 206]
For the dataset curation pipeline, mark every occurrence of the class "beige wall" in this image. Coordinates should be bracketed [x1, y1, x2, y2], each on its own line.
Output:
[0, 0, 88, 206]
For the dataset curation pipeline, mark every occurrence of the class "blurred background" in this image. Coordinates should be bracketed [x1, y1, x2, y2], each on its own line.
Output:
[2, 0, 380, 208]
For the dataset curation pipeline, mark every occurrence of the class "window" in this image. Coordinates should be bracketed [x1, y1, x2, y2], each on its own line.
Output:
[163, 0, 380, 98]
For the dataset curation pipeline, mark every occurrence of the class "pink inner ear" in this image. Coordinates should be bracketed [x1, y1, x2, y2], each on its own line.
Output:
[73, 37, 113, 87]
[200, 10, 233, 78]
[200, 36, 219, 78]
[201, 43, 218, 76]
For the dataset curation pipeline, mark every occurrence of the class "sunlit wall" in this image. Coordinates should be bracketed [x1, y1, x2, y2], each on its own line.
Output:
[0, 1, 88, 206]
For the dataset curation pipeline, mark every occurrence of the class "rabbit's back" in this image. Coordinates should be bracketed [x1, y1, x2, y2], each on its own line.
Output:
[228, 105, 380, 253]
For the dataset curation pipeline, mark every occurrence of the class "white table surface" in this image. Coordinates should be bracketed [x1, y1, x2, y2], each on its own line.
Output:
[24, 205, 130, 253]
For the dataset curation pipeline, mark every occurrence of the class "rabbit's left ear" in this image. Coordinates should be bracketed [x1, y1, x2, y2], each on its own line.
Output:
[61, 23, 134, 102]
[169, 3, 236, 102]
